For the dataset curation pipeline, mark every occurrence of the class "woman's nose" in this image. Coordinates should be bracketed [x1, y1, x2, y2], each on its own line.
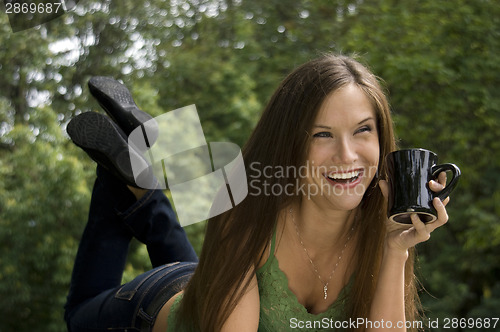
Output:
[332, 138, 357, 165]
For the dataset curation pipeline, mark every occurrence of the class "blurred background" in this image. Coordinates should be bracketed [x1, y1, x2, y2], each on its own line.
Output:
[0, 0, 498, 331]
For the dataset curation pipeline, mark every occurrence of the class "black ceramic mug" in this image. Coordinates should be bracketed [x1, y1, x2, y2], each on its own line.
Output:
[385, 149, 461, 224]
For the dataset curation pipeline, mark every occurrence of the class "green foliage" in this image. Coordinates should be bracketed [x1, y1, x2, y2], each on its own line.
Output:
[0, 107, 93, 331]
[0, 0, 499, 330]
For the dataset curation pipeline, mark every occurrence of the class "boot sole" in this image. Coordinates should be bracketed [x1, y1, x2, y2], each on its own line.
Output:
[88, 76, 158, 146]
[67, 112, 152, 187]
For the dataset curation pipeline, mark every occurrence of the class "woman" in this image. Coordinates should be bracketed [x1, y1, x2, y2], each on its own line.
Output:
[65, 54, 450, 331]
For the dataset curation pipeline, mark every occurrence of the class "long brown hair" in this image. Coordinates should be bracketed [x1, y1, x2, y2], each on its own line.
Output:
[177, 53, 420, 331]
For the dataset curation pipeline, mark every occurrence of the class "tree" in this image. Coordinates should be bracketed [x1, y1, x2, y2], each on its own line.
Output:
[0, 106, 93, 331]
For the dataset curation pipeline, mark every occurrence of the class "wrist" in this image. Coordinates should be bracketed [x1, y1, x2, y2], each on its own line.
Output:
[383, 243, 409, 262]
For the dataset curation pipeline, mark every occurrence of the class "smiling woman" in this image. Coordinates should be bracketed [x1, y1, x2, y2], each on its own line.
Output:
[175, 54, 447, 332]
[64, 54, 451, 332]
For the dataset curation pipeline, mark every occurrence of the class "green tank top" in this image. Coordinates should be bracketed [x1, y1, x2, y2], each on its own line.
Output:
[167, 230, 352, 331]
[255, 229, 351, 331]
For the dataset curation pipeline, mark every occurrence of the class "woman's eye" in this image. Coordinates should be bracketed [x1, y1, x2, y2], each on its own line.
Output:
[355, 125, 372, 134]
[312, 131, 332, 138]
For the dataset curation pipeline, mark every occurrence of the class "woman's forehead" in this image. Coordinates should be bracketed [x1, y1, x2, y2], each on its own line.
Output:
[314, 85, 376, 127]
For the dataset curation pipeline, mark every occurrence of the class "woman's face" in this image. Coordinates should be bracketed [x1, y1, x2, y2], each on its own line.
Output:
[303, 84, 380, 211]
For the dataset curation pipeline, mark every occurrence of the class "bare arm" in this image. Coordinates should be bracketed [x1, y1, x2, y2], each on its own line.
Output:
[221, 271, 260, 332]
[371, 175, 450, 331]
[368, 243, 408, 331]
[156, 271, 259, 332]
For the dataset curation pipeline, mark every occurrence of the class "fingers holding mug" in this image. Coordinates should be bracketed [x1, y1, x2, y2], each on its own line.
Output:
[437, 170, 447, 187]
[410, 213, 431, 242]
[427, 197, 449, 232]
[429, 172, 450, 206]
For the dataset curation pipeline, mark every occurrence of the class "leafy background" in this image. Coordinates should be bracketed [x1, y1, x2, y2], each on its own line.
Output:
[0, 0, 498, 331]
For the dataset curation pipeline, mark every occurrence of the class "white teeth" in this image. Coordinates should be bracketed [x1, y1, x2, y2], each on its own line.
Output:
[328, 170, 360, 180]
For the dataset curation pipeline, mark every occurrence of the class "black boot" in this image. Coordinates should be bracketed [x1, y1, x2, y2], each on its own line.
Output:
[88, 76, 158, 147]
[67, 112, 155, 188]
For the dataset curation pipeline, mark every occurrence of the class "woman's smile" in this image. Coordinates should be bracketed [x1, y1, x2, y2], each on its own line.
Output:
[324, 168, 364, 189]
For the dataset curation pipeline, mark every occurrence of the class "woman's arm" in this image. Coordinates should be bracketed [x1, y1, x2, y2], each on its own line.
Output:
[368, 243, 408, 331]
[371, 174, 450, 331]
[220, 271, 260, 332]
[156, 270, 259, 332]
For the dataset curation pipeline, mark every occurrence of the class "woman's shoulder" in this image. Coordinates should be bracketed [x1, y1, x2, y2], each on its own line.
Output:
[153, 291, 183, 332]
[257, 215, 285, 270]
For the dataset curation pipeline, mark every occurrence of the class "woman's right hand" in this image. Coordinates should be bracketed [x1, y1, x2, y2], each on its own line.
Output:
[378, 177, 449, 255]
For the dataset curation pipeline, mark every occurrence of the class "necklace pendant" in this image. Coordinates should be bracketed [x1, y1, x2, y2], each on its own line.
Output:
[323, 285, 328, 300]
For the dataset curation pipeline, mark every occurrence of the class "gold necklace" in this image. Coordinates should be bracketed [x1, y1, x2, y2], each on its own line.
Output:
[290, 208, 354, 300]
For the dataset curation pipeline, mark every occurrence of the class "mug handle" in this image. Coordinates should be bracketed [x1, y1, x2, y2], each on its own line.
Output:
[431, 163, 461, 201]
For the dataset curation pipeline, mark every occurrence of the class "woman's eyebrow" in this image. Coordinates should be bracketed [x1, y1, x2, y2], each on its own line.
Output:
[313, 117, 375, 129]
[358, 117, 375, 125]
[313, 124, 332, 129]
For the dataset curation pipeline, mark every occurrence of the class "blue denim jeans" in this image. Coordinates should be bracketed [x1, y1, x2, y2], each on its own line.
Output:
[64, 167, 198, 332]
